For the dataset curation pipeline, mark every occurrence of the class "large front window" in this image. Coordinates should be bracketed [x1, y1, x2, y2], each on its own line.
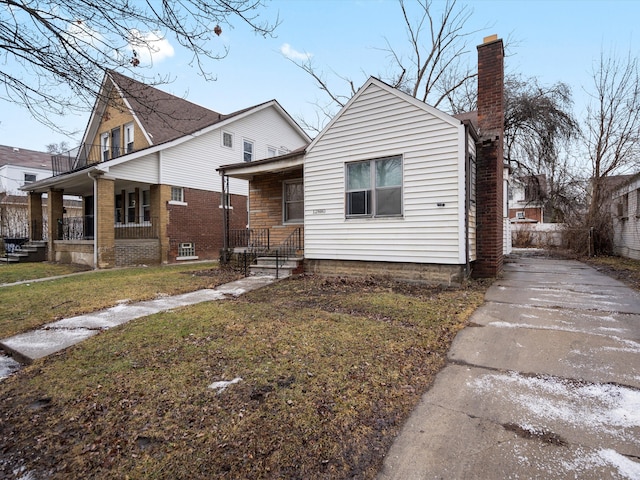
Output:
[284, 179, 304, 223]
[346, 156, 402, 217]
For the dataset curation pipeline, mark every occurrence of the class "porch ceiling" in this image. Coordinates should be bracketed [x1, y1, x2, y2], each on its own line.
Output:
[21, 166, 99, 196]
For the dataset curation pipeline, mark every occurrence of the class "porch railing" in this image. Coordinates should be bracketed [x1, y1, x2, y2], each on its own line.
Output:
[52, 143, 136, 176]
[229, 228, 270, 250]
[115, 218, 158, 239]
[233, 227, 303, 278]
[56, 216, 158, 240]
[57, 216, 94, 240]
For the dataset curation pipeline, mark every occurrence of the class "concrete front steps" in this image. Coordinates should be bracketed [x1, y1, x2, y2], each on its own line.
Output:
[250, 256, 303, 278]
[0, 241, 47, 264]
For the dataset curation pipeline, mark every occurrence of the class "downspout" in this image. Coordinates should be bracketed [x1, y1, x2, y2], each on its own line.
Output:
[88, 170, 99, 269]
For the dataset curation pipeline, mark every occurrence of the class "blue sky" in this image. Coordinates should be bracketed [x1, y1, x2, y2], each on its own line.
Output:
[1, 0, 639, 152]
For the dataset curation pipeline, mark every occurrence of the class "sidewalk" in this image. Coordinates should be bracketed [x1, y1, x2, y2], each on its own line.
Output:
[378, 251, 640, 479]
[0, 275, 277, 373]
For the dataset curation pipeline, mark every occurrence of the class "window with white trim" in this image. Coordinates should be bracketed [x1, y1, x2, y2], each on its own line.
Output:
[124, 123, 135, 153]
[243, 139, 254, 162]
[222, 131, 233, 148]
[100, 133, 109, 161]
[171, 187, 184, 203]
[23, 173, 36, 185]
[516, 211, 525, 220]
[283, 179, 304, 223]
[346, 156, 402, 217]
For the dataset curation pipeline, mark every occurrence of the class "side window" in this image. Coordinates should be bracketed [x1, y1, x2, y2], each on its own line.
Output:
[243, 139, 254, 162]
[171, 187, 185, 203]
[222, 131, 233, 148]
[24, 173, 37, 185]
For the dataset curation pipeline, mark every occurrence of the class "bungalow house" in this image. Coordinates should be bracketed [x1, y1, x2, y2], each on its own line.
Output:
[22, 71, 310, 268]
[219, 35, 506, 282]
[611, 173, 640, 260]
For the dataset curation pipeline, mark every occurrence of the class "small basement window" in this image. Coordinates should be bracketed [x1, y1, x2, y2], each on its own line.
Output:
[177, 242, 198, 260]
[516, 211, 525, 220]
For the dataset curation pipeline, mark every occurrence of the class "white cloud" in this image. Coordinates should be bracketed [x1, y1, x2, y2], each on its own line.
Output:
[280, 43, 312, 62]
[127, 29, 175, 65]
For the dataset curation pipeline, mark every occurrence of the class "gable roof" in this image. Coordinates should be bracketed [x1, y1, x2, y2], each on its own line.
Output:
[0, 145, 51, 170]
[106, 71, 226, 145]
[306, 77, 466, 153]
[80, 71, 310, 155]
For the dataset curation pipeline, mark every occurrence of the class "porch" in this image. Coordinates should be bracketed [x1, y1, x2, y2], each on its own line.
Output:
[218, 150, 305, 276]
[22, 166, 170, 269]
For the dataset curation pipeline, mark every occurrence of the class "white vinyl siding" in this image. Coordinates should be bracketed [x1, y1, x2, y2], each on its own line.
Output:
[612, 181, 640, 260]
[160, 105, 308, 196]
[304, 81, 466, 265]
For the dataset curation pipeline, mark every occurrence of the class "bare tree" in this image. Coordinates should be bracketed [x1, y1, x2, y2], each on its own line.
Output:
[504, 74, 580, 221]
[286, 0, 480, 133]
[585, 50, 640, 224]
[0, 0, 279, 131]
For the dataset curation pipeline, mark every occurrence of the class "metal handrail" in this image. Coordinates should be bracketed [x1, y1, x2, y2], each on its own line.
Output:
[52, 143, 136, 176]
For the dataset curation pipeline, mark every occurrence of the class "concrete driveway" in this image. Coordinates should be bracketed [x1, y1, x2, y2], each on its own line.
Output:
[378, 251, 640, 479]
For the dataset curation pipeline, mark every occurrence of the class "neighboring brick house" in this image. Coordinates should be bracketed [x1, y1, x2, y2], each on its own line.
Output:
[22, 71, 310, 268]
[219, 35, 506, 282]
[508, 174, 547, 223]
[1, 145, 81, 245]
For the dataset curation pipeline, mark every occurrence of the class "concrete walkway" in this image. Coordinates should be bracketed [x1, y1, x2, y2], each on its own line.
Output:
[378, 251, 640, 479]
[0, 275, 277, 370]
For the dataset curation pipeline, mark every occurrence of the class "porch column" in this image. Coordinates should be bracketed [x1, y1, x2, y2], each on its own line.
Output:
[96, 177, 115, 268]
[27, 192, 43, 241]
[150, 184, 170, 264]
[46, 189, 64, 261]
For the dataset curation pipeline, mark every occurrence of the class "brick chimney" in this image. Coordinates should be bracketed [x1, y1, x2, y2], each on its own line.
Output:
[474, 34, 504, 278]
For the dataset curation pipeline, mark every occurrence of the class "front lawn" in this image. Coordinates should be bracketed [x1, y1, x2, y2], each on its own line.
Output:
[0, 262, 241, 339]
[0, 274, 487, 479]
[0, 262, 90, 285]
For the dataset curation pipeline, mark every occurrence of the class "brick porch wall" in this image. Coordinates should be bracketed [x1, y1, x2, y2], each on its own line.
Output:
[249, 169, 303, 246]
[166, 188, 247, 261]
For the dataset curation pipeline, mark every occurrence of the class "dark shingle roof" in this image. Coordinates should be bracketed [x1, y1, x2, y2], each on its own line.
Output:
[108, 71, 228, 145]
[0, 145, 51, 169]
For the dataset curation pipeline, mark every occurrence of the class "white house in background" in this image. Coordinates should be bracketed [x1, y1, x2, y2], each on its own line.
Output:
[0, 145, 81, 242]
[611, 173, 640, 260]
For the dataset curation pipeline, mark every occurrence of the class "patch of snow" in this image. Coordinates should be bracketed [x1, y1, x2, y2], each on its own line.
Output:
[0, 354, 21, 381]
[599, 449, 640, 479]
[470, 372, 640, 439]
[209, 377, 242, 393]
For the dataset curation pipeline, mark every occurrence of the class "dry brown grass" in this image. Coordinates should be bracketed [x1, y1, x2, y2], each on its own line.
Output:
[0, 274, 487, 479]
